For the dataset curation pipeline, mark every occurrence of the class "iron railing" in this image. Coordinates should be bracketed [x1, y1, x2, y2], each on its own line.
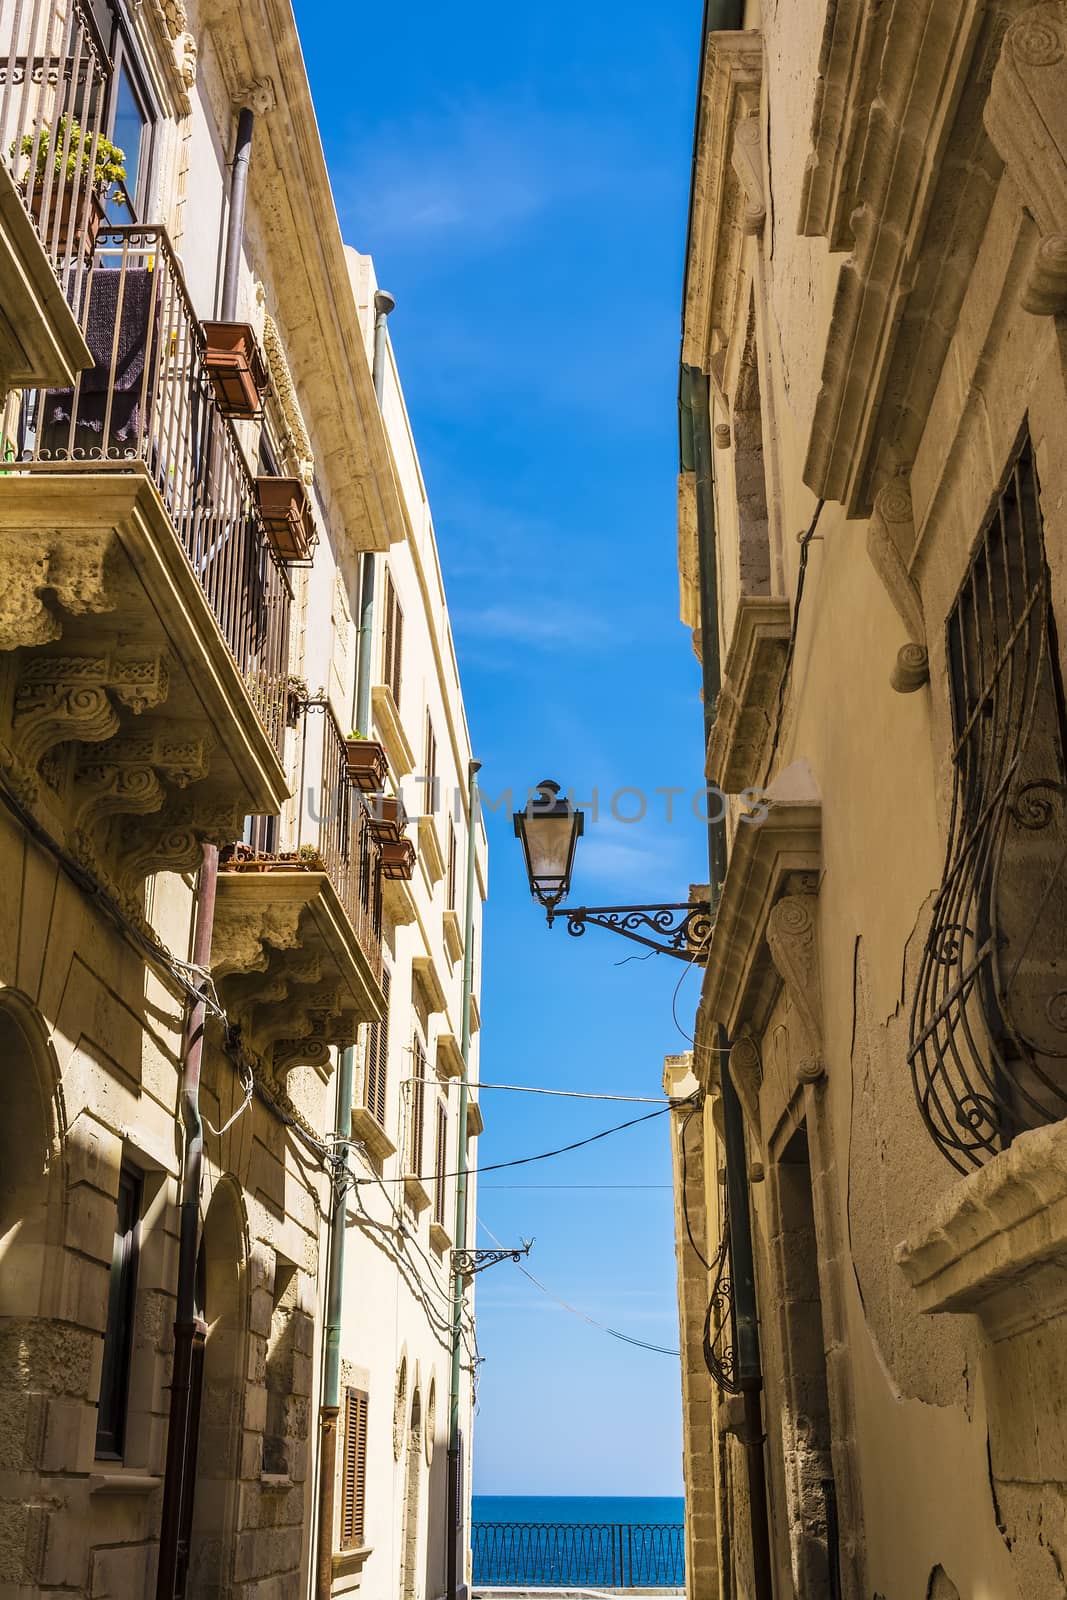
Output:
[18, 225, 292, 754]
[908, 433, 1067, 1170]
[299, 696, 383, 981]
[471, 1522, 685, 1588]
[0, 0, 112, 289]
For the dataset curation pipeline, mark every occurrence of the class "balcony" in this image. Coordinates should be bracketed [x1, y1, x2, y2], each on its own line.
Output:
[0, 226, 292, 905]
[0, 0, 108, 388]
[213, 698, 386, 1085]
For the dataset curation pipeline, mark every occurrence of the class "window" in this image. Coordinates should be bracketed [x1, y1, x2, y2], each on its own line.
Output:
[340, 1387, 369, 1550]
[446, 822, 457, 911]
[434, 1099, 448, 1228]
[96, 1164, 142, 1458]
[424, 712, 438, 814]
[909, 431, 1067, 1171]
[409, 1037, 427, 1175]
[89, 0, 157, 220]
[365, 967, 390, 1126]
[382, 572, 403, 707]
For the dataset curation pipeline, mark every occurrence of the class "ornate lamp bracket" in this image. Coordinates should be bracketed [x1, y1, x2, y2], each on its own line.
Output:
[547, 901, 714, 962]
[452, 1242, 532, 1279]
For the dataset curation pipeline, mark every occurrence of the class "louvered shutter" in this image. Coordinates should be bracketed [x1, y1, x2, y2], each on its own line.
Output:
[340, 1388, 368, 1550]
[434, 1100, 448, 1226]
[410, 1038, 426, 1174]
[367, 968, 390, 1125]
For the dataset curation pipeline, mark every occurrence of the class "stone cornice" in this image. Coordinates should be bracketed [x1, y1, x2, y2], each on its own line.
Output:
[896, 1119, 1067, 1339]
[698, 760, 822, 1042]
[195, 0, 408, 557]
[681, 30, 763, 373]
[706, 596, 790, 790]
[800, 1, 1019, 515]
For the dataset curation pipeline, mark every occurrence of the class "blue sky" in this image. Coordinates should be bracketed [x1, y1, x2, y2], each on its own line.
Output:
[296, 0, 708, 1495]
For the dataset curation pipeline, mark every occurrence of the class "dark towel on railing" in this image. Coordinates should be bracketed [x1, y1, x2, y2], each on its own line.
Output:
[45, 266, 157, 451]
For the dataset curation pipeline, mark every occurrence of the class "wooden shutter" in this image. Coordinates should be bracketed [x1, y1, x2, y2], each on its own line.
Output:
[340, 1387, 368, 1550]
[366, 968, 390, 1125]
[425, 712, 437, 813]
[383, 573, 404, 707]
[446, 822, 457, 911]
[434, 1100, 448, 1227]
[410, 1038, 426, 1174]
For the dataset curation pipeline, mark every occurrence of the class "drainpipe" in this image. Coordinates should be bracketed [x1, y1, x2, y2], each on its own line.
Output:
[313, 287, 396, 1595]
[687, 364, 774, 1600]
[314, 1040, 356, 1600]
[220, 108, 254, 321]
[446, 759, 481, 1600]
[351, 290, 396, 736]
[156, 844, 218, 1600]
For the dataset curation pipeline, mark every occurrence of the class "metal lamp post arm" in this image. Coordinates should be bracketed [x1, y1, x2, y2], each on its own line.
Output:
[546, 900, 714, 961]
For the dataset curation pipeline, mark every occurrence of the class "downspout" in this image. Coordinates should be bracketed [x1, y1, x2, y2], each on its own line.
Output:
[351, 290, 396, 736]
[156, 844, 218, 1600]
[314, 1040, 356, 1600]
[446, 759, 481, 1600]
[158, 110, 257, 1598]
[315, 288, 395, 1597]
[687, 364, 774, 1600]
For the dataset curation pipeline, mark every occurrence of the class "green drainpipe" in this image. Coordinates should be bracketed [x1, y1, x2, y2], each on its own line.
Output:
[446, 758, 481, 1600]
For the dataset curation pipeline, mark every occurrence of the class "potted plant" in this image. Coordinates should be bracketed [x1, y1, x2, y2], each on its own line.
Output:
[296, 842, 325, 868]
[344, 729, 389, 793]
[200, 319, 269, 418]
[380, 837, 416, 881]
[254, 475, 316, 563]
[15, 117, 125, 254]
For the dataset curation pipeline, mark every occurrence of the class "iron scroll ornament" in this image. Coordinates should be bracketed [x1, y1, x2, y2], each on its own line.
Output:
[547, 902, 715, 962]
[908, 435, 1067, 1171]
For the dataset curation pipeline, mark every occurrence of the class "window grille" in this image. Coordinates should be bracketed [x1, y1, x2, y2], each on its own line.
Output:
[383, 573, 403, 707]
[365, 967, 390, 1126]
[340, 1387, 369, 1550]
[909, 432, 1067, 1171]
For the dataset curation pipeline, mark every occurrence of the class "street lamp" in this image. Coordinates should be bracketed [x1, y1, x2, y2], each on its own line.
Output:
[513, 779, 713, 962]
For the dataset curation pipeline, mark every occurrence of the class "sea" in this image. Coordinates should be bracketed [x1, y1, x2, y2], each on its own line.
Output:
[471, 1496, 685, 1588]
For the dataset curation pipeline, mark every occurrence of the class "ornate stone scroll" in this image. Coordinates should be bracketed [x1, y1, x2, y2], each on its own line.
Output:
[766, 894, 825, 1084]
[866, 479, 929, 692]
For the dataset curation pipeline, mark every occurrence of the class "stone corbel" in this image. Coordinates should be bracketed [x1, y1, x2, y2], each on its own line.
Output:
[985, 2, 1067, 316]
[235, 77, 277, 117]
[866, 480, 929, 692]
[258, 294, 315, 487]
[731, 117, 766, 236]
[729, 1032, 763, 1137]
[212, 901, 305, 978]
[765, 894, 825, 1083]
[72, 761, 165, 834]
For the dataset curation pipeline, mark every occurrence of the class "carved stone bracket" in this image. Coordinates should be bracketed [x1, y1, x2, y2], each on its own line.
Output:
[235, 77, 277, 116]
[729, 1032, 764, 1136]
[732, 117, 766, 236]
[212, 901, 305, 979]
[986, 2, 1067, 316]
[766, 894, 825, 1083]
[258, 298, 315, 487]
[866, 479, 929, 692]
[0, 528, 115, 649]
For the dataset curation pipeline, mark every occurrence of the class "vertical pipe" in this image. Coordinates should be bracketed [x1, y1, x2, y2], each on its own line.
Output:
[688, 363, 774, 1600]
[315, 1039, 356, 1600]
[447, 759, 481, 1600]
[351, 290, 395, 736]
[156, 843, 218, 1600]
[220, 108, 253, 321]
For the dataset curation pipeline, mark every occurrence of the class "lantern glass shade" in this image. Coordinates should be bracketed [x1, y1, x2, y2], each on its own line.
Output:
[513, 780, 584, 911]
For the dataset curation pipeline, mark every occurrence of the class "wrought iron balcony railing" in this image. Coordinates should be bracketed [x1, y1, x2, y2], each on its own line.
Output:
[0, 0, 112, 288]
[299, 696, 384, 982]
[471, 1521, 686, 1589]
[17, 225, 292, 755]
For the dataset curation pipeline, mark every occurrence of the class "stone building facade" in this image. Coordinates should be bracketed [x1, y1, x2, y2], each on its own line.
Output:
[0, 0, 483, 1597]
[672, 3, 1067, 1598]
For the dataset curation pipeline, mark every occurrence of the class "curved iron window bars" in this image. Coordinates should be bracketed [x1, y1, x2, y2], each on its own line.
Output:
[909, 430, 1067, 1172]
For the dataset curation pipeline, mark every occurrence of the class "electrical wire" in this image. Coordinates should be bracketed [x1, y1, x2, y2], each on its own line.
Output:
[354, 1102, 677, 1187]
[679, 1107, 711, 1271]
[435, 1081, 667, 1104]
[478, 1221, 680, 1358]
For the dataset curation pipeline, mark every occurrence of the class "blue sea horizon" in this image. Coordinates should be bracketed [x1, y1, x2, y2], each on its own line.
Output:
[471, 1496, 685, 1587]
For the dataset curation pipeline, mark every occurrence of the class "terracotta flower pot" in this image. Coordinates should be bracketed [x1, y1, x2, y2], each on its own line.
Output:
[380, 838, 416, 881]
[344, 737, 388, 794]
[28, 183, 104, 258]
[367, 793, 406, 845]
[254, 475, 315, 563]
[202, 320, 269, 418]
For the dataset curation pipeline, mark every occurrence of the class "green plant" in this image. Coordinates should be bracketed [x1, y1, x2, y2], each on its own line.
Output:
[347, 729, 366, 741]
[297, 842, 322, 864]
[15, 117, 125, 200]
